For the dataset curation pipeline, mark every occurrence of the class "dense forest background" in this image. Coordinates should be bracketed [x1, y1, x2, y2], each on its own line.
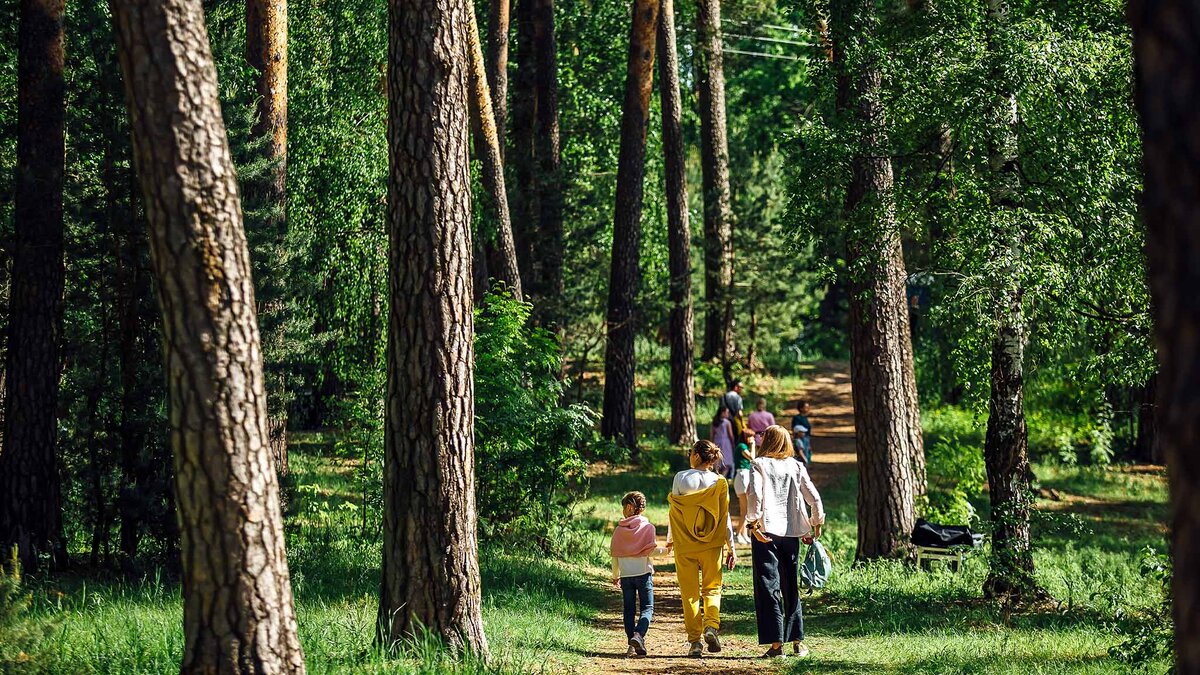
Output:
[0, 0, 1183, 670]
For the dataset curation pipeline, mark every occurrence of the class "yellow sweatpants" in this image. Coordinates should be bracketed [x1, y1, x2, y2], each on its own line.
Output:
[675, 546, 724, 642]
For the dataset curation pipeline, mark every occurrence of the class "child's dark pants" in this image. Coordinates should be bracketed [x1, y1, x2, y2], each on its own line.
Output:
[620, 572, 655, 638]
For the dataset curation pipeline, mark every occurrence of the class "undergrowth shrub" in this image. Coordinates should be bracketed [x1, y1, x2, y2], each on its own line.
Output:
[474, 290, 621, 551]
[1108, 547, 1173, 668]
[921, 407, 986, 524]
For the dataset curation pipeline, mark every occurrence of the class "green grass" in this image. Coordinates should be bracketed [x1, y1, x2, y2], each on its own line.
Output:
[0, 379, 1173, 673]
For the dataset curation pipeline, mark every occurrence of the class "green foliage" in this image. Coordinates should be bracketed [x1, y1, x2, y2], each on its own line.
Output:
[474, 290, 618, 549]
[1107, 547, 1173, 668]
[921, 407, 986, 524]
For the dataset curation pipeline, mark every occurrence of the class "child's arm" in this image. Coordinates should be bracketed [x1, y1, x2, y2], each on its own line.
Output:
[741, 440, 756, 461]
[611, 556, 620, 585]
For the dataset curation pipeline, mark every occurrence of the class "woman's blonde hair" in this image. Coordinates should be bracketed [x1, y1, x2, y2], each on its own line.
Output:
[758, 425, 793, 459]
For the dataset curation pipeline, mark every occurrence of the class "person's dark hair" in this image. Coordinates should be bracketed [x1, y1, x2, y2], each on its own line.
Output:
[621, 491, 647, 514]
[796, 399, 810, 411]
[692, 440, 722, 465]
[729, 379, 742, 389]
[711, 406, 729, 427]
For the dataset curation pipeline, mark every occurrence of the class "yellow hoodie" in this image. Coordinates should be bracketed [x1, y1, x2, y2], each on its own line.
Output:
[667, 479, 730, 556]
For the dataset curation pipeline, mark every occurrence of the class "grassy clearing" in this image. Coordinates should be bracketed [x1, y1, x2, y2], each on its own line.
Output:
[0, 375, 1172, 673]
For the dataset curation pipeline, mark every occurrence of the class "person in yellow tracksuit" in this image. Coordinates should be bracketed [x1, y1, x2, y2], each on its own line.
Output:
[667, 440, 737, 658]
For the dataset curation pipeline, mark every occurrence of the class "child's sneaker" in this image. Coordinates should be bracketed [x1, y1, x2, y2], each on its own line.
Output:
[625, 644, 637, 658]
[793, 641, 810, 658]
[704, 627, 722, 653]
[688, 641, 704, 658]
[629, 632, 647, 656]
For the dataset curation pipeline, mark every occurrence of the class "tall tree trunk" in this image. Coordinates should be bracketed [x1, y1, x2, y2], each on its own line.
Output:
[831, 0, 922, 561]
[246, 0, 291, 476]
[1129, 1, 1200, 668]
[110, 0, 306, 669]
[1134, 373, 1162, 464]
[511, 0, 537, 285]
[467, 0, 523, 298]
[531, 0, 564, 328]
[658, 0, 696, 446]
[694, 0, 734, 373]
[981, 2, 1039, 599]
[601, 0, 661, 452]
[0, 0, 67, 571]
[486, 0, 510, 149]
[377, 0, 488, 654]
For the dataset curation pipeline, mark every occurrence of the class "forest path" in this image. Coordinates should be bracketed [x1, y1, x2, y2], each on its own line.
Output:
[579, 362, 856, 674]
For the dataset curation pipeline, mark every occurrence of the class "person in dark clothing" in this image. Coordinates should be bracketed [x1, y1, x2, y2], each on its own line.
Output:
[791, 400, 813, 465]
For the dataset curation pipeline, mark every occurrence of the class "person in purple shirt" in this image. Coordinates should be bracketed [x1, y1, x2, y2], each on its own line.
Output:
[709, 407, 736, 479]
[747, 399, 776, 446]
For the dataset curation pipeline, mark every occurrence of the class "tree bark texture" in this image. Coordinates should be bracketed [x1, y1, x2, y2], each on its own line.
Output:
[486, 0, 510, 154]
[467, 0, 523, 298]
[601, 0, 661, 451]
[530, 0, 564, 328]
[694, 0, 735, 371]
[831, 0, 922, 561]
[0, 0, 67, 571]
[510, 0, 536, 280]
[1128, 0, 1200, 668]
[109, 0, 306, 670]
[378, 0, 489, 655]
[246, 0, 291, 477]
[657, 0, 696, 446]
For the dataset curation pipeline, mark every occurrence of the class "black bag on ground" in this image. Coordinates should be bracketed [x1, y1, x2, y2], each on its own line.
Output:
[911, 518, 976, 548]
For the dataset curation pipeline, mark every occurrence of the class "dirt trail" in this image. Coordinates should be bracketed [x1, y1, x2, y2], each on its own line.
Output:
[579, 362, 856, 674]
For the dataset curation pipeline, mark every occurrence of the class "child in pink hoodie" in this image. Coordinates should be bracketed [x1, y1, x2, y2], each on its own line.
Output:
[610, 491, 669, 658]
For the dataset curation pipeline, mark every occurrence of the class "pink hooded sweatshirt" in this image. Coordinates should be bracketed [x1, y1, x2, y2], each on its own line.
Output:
[610, 514, 658, 558]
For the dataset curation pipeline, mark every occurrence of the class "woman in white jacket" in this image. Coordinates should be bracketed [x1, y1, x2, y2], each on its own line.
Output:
[745, 424, 825, 659]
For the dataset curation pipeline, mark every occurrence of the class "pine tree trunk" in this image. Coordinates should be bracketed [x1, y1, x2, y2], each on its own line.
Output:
[1129, 1, 1200, 667]
[601, 0, 661, 451]
[510, 0, 537, 282]
[246, 0, 291, 477]
[487, 0, 510, 149]
[658, 0, 696, 446]
[531, 0, 564, 328]
[377, 0, 488, 654]
[831, 0, 922, 561]
[0, 0, 67, 571]
[467, 1, 523, 299]
[110, 0, 306, 669]
[694, 0, 734, 370]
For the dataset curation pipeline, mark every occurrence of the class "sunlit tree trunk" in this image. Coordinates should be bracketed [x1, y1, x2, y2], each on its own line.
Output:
[830, 0, 922, 561]
[657, 0, 696, 446]
[110, 0, 306, 668]
[601, 0, 661, 451]
[1129, 0, 1200, 668]
[377, 0, 489, 654]
[486, 0, 510, 151]
[467, 0, 523, 298]
[694, 0, 734, 375]
[0, 0, 67, 571]
[246, 0, 291, 475]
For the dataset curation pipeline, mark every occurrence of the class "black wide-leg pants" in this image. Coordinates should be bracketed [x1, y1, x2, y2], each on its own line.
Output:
[751, 533, 804, 645]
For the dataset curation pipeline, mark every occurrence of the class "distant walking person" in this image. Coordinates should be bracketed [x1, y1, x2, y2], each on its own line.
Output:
[746, 425, 825, 659]
[792, 400, 813, 464]
[733, 428, 756, 544]
[710, 407, 736, 479]
[747, 398, 776, 446]
[668, 441, 737, 659]
[721, 379, 746, 437]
